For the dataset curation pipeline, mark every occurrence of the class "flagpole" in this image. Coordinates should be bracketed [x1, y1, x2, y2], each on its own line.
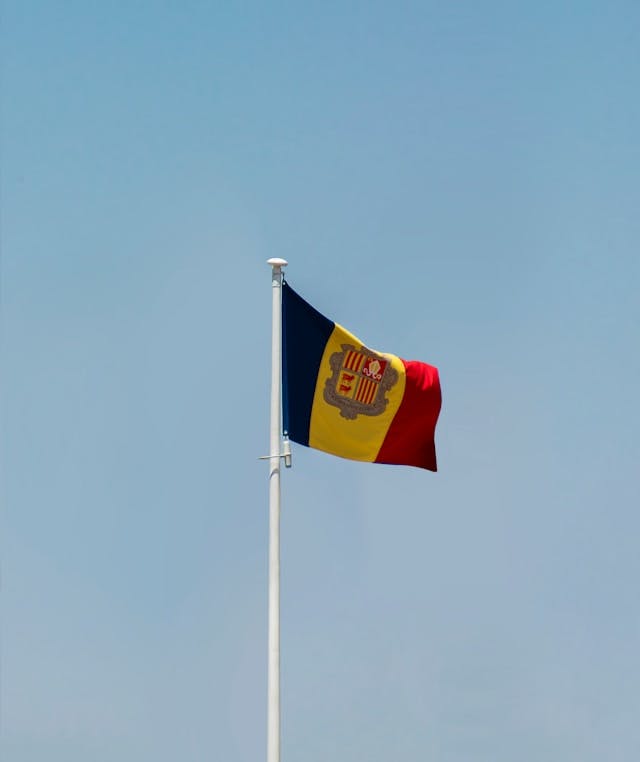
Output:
[267, 257, 287, 762]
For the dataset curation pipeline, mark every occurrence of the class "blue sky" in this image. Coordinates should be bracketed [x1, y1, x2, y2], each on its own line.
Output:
[2, 2, 639, 760]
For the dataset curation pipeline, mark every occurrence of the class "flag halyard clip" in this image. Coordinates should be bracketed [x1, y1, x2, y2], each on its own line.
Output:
[258, 437, 292, 468]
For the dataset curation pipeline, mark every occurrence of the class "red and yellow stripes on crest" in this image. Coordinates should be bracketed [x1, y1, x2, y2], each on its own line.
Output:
[343, 350, 365, 372]
[355, 376, 378, 405]
[342, 349, 379, 406]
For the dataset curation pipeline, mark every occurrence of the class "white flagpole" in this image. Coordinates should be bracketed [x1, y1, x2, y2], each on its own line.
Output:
[267, 257, 287, 762]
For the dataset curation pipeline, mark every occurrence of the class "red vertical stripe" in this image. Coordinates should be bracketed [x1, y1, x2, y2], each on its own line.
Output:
[375, 360, 441, 471]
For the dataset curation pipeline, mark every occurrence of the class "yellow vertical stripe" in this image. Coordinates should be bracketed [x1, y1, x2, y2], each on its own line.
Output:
[308, 323, 406, 462]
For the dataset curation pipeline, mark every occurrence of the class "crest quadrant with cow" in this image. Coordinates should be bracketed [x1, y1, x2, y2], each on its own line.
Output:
[323, 344, 399, 420]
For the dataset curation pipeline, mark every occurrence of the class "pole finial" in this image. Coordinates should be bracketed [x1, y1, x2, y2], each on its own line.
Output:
[267, 258, 288, 269]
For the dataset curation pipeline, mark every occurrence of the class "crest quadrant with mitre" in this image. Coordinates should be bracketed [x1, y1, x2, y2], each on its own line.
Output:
[323, 343, 399, 420]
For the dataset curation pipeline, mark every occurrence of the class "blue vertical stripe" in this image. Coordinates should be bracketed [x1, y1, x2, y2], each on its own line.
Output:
[282, 282, 334, 445]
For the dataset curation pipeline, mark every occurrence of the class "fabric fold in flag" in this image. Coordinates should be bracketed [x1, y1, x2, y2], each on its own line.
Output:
[282, 282, 441, 471]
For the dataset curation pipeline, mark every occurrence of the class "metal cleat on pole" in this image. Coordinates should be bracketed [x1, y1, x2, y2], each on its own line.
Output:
[258, 437, 293, 468]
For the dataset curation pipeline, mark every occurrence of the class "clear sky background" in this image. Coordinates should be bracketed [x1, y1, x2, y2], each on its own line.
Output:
[2, 2, 639, 760]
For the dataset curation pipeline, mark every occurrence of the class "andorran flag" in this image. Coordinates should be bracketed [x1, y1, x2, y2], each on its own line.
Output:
[282, 282, 441, 471]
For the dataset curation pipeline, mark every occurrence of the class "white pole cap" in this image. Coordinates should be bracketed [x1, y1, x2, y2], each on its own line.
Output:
[267, 258, 288, 268]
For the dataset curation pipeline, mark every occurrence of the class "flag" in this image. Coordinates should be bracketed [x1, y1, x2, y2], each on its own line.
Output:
[282, 282, 441, 471]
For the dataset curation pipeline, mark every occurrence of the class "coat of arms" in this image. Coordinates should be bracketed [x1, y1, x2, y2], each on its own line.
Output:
[323, 344, 398, 420]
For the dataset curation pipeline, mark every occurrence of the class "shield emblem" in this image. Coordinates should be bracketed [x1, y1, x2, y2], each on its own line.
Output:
[323, 344, 399, 420]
